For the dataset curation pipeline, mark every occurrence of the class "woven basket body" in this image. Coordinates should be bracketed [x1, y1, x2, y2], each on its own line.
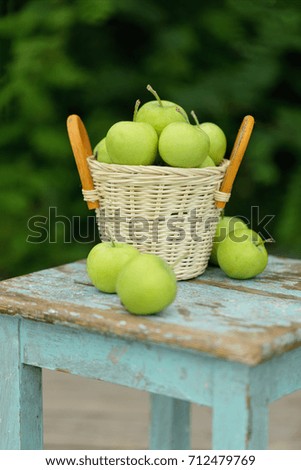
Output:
[83, 157, 230, 280]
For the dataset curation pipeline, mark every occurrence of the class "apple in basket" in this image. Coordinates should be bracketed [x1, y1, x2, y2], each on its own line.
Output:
[93, 137, 112, 163]
[87, 241, 140, 293]
[199, 155, 215, 168]
[198, 122, 227, 165]
[190, 111, 227, 166]
[217, 228, 268, 279]
[106, 121, 158, 165]
[134, 84, 189, 136]
[159, 121, 210, 168]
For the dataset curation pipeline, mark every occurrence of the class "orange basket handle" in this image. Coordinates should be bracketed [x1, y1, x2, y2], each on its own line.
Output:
[67, 114, 99, 210]
[215, 115, 255, 209]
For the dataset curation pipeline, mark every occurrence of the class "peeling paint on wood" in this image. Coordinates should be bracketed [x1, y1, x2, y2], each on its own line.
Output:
[1, 256, 301, 450]
[0, 256, 300, 365]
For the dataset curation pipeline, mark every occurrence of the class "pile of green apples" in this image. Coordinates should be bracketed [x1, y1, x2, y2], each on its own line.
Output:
[87, 241, 177, 315]
[87, 85, 269, 316]
[93, 85, 227, 168]
[86, 217, 269, 317]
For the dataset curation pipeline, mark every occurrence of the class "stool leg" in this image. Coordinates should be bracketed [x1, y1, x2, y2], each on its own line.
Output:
[0, 316, 43, 449]
[149, 393, 190, 449]
[212, 363, 268, 450]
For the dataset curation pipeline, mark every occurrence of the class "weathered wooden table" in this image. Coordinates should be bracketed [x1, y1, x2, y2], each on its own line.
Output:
[0, 255, 300, 450]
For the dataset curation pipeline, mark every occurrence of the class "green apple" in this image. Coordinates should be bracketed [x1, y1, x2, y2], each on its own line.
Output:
[210, 216, 247, 265]
[199, 155, 215, 168]
[217, 228, 268, 279]
[198, 122, 227, 165]
[94, 137, 112, 163]
[116, 253, 177, 315]
[134, 85, 188, 136]
[159, 122, 210, 168]
[106, 121, 158, 165]
[87, 241, 140, 293]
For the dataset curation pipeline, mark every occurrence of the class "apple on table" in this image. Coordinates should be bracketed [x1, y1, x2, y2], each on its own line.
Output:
[217, 228, 268, 279]
[210, 215, 248, 265]
[86, 241, 139, 293]
[86, 242, 178, 315]
[116, 253, 177, 315]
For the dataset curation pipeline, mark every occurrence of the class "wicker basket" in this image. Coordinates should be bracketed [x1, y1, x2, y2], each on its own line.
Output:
[67, 115, 254, 280]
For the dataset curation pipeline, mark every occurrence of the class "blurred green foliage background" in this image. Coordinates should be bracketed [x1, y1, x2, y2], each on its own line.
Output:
[1, 0, 300, 280]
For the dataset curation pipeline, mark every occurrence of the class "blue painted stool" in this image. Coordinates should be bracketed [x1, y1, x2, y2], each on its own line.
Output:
[0, 255, 300, 450]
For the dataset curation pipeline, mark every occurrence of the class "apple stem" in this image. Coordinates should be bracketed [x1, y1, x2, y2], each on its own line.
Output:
[191, 110, 200, 126]
[146, 84, 163, 107]
[133, 99, 141, 121]
[176, 106, 190, 123]
[263, 237, 275, 244]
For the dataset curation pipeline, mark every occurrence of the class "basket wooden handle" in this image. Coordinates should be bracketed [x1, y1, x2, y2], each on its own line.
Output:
[67, 114, 99, 210]
[215, 115, 255, 209]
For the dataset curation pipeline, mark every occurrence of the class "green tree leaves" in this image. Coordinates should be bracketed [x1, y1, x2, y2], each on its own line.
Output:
[0, 0, 300, 279]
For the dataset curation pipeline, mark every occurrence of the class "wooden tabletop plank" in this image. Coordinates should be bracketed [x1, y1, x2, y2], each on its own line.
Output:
[0, 256, 300, 365]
